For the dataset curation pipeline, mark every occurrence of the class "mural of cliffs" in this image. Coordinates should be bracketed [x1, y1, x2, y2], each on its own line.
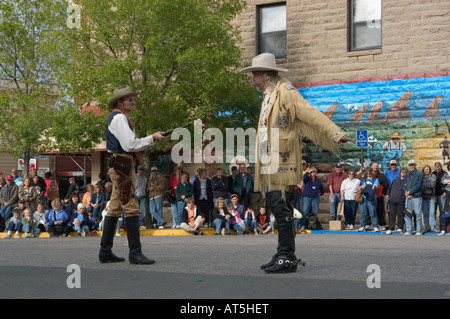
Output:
[297, 74, 450, 172]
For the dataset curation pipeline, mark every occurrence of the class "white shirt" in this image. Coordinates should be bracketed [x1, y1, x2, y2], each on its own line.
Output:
[340, 178, 361, 200]
[259, 89, 272, 158]
[108, 113, 154, 153]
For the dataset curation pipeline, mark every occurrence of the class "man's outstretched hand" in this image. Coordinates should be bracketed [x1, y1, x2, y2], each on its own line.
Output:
[338, 134, 355, 146]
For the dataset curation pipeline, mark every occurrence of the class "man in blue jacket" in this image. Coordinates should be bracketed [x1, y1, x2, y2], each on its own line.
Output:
[403, 160, 423, 235]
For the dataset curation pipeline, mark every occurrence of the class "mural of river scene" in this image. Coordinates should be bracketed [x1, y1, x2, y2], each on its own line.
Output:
[296, 73, 450, 173]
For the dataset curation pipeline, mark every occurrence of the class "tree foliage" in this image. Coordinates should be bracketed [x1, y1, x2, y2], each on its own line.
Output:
[0, 0, 74, 176]
[64, 0, 260, 150]
[0, 0, 261, 175]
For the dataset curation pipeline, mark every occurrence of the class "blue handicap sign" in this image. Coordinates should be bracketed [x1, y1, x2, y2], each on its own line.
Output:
[356, 130, 368, 148]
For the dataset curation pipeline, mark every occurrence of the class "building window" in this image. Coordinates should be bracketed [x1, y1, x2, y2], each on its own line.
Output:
[258, 3, 286, 59]
[349, 0, 382, 51]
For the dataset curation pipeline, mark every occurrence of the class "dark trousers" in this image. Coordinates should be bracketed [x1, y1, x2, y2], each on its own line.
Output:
[388, 201, 405, 230]
[197, 199, 212, 224]
[343, 200, 358, 225]
[376, 196, 386, 225]
[47, 225, 71, 236]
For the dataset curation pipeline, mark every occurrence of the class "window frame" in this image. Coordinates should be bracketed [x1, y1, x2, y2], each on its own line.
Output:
[348, 0, 382, 52]
[257, 2, 287, 59]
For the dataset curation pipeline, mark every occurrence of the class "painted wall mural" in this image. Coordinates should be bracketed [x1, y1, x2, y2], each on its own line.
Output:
[296, 72, 450, 173]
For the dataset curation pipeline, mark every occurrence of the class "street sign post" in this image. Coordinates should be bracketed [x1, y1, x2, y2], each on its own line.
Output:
[357, 130, 368, 148]
[356, 130, 368, 170]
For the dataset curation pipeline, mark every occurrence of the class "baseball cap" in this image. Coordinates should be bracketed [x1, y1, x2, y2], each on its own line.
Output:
[390, 160, 397, 165]
[5, 175, 14, 181]
[151, 166, 158, 171]
[408, 160, 416, 165]
[335, 163, 343, 168]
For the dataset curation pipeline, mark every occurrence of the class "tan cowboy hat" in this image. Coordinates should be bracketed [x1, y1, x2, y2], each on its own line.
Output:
[240, 53, 288, 74]
[387, 131, 405, 141]
[108, 85, 140, 109]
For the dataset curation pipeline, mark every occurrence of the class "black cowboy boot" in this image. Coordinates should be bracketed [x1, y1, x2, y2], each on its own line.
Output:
[99, 216, 126, 263]
[126, 216, 155, 265]
[262, 191, 305, 273]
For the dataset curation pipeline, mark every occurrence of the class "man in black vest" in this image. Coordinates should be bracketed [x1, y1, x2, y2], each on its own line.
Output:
[100, 85, 165, 265]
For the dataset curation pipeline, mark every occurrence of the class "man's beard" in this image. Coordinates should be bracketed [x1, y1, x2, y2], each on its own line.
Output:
[254, 81, 264, 92]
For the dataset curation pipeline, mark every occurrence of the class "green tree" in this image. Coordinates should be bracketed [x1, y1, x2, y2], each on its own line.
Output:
[63, 0, 260, 157]
[0, 0, 71, 176]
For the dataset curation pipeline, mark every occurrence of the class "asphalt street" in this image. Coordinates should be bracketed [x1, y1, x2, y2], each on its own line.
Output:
[1, 233, 450, 301]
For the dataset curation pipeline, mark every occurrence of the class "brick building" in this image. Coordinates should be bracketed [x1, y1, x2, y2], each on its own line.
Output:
[235, 0, 450, 171]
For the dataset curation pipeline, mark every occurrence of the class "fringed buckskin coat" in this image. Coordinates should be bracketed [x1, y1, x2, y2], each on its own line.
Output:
[254, 81, 346, 193]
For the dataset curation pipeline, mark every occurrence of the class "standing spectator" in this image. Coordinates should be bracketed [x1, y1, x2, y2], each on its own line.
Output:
[298, 167, 324, 234]
[206, 166, 215, 180]
[90, 184, 106, 221]
[97, 172, 108, 191]
[369, 162, 389, 230]
[385, 160, 400, 187]
[403, 160, 423, 235]
[422, 165, 437, 233]
[232, 163, 254, 209]
[227, 166, 238, 196]
[180, 197, 205, 235]
[22, 208, 41, 238]
[168, 168, 182, 228]
[340, 169, 360, 230]
[135, 165, 148, 226]
[327, 163, 347, 221]
[30, 169, 46, 205]
[211, 167, 229, 207]
[19, 177, 37, 212]
[46, 199, 70, 237]
[193, 168, 213, 227]
[0, 175, 19, 222]
[3, 208, 22, 239]
[175, 173, 193, 228]
[64, 177, 79, 204]
[211, 197, 230, 235]
[358, 168, 380, 232]
[43, 172, 54, 208]
[433, 162, 446, 226]
[147, 166, 166, 229]
[386, 167, 407, 234]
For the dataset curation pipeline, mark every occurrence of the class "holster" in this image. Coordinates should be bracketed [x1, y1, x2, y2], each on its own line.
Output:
[112, 155, 133, 206]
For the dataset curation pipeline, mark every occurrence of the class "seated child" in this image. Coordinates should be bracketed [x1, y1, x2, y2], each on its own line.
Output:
[3, 208, 23, 239]
[243, 207, 257, 234]
[256, 206, 272, 235]
[227, 204, 246, 235]
[22, 207, 41, 238]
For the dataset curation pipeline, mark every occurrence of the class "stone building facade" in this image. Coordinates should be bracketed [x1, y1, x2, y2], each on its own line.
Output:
[234, 0, 450, 170]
